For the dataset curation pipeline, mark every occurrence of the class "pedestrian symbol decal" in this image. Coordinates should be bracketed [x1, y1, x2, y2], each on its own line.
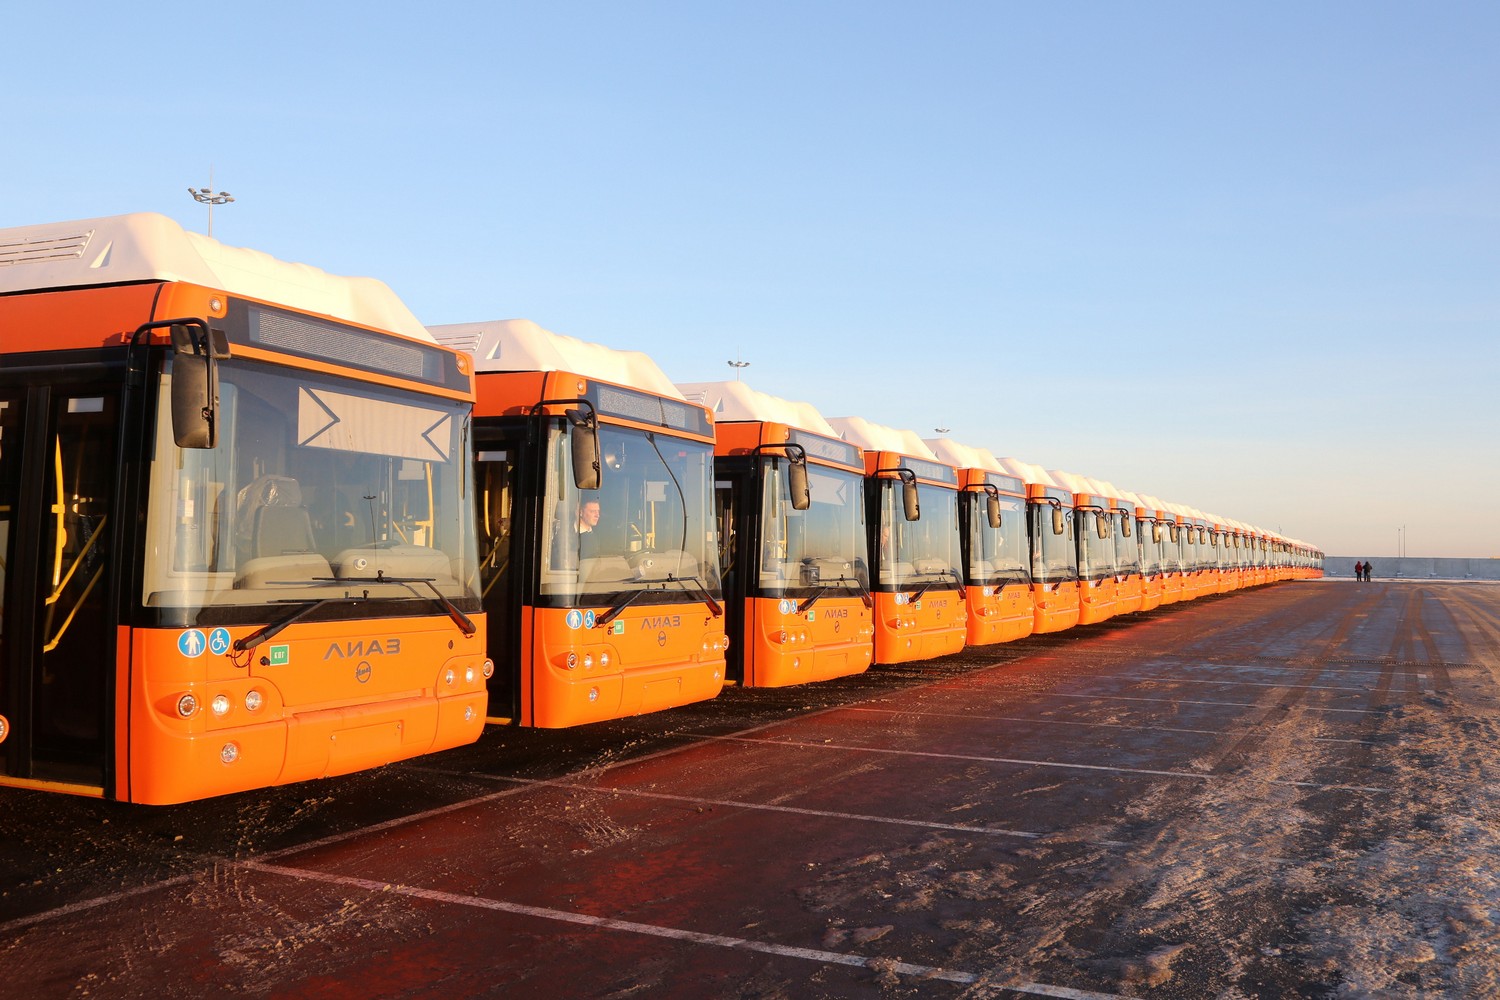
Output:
[178, 630, 207, 658]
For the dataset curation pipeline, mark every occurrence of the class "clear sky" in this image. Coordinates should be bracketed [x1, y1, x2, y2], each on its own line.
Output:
[6, 3, 1498, 558]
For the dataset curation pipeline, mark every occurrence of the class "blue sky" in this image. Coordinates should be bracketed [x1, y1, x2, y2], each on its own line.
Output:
[6, 3, 1498, 558]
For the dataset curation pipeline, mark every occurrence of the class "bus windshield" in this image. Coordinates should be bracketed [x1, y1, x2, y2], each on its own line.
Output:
[1139, 519, 1163, 575]
[1032, 503, 1077, 584]
[756, 460, 866, 599]
[540, 421, 720, 607]
[1113, 511, 1141, 575]
[142, 358, 479, 613]
[878, 482, 961, 591]
[1079, 509, 1113, 582]
[969, 494, 1029, 587]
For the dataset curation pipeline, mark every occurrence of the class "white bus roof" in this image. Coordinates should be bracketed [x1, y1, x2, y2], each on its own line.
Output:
[675, 380, 838, 436]
[0, 212, 431, 342]
[826, 416, 940, 460]
[997, 457, 1056, 488]
[922, 438, 1005, 473]
[429, 318, 682, 399]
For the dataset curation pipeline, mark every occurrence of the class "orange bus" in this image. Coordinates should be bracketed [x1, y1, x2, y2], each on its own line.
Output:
[677, 381, 874, 687]
[0, 214, 488, 804]
[1121, 490, 1164, 612]
[1098, 483, 1144, 616]
[1145, 498, 1187, 605]
[430, 320, 726, 727]
[1000, 460, 1081, 634]
[925, 439, 1034, 646]
[827, 418, 965, 665]
[1182, 509, 1217, 599]
[1051, 470, 1117, 626]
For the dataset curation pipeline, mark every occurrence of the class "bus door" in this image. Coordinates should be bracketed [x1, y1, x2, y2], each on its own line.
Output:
[714, 467, 753, 684]
[0, 384, 120, 791]
[475, 432, 525, 722]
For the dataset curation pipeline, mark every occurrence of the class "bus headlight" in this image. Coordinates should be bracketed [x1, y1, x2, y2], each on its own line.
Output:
[176, 694, 199, 718]
[211, 694, 231, 717]
[465, 666, 476, 684]
[244, 690, 264, 713]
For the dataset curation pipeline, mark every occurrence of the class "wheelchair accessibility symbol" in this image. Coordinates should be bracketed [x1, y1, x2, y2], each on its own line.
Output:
[208, 628, 232, 656]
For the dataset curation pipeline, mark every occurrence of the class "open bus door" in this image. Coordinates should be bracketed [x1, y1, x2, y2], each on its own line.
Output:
[0, 383, 121, 795]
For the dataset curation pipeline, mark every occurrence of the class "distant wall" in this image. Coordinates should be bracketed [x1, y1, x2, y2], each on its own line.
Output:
[1326, 556, 1500, 581]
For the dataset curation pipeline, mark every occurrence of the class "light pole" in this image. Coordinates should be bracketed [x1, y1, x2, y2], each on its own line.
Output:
[727, 358, 749, 381]
[934, 427, 950, 434]
[188, 173, 234, 237]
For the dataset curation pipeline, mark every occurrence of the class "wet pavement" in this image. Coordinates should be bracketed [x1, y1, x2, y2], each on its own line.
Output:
[5, 581, 1500, 998]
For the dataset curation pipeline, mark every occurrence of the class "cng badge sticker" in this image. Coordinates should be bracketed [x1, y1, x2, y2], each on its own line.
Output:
[268, 645, 290, 666]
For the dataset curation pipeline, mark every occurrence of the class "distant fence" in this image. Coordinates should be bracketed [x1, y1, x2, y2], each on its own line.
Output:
[1326, 556, 1500, 581]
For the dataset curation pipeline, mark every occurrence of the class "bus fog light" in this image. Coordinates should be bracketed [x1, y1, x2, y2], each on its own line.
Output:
[244, 690, 264, 713]
[482, 658, 495, 679]
[220, 742, 240, 764]
[588, 687, 599, 703]
[464, 705, 475, 722]
[176, 693, 199, 718]
[211, 694, 231, 717]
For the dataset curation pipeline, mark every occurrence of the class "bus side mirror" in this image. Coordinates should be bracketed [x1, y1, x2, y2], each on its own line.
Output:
[986, 495, 1002, 529]
[902, 481, 920, 521]
[1152, 523, 1161, 544]
[169, 323, 219, 449]
[1097, 516, 1110, 539]
[1122, 516, 1132, 538]
[1051, 507, 1065, 535]
[788, 456, 810, 511]
[566, 408, 601, 490]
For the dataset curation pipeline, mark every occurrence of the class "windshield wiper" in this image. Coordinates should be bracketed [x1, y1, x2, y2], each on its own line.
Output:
[796, 574, 874, 613]
[233, 595, 369, 653]
[668, 575, 723, 618]
[907, 568, 964, 606]
[333, 573, 477, 637]
[596, 588, 650, 628]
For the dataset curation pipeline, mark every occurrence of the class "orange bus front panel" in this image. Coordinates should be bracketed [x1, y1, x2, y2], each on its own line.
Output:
[1077, 577, 1117, 626]
[1031, 581, 1081, 634]
[744, 595, 874, 687]
[1139, 575, 1165, 612]
[872, 590, 966, 665]
[126, 616, 488, 805]
[528, 604, 726, 728]
[964, 583, 1034, 646]
[1114, 574, 1145, 616]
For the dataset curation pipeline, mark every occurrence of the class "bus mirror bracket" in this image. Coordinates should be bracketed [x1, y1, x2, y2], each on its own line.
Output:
[899, 470, 920, 521]
[753, 443, 810, 511]
[565, 407, 601, 490]
[531, 398, 601, 490]
[983, 485, 1002, 529]
[134, 318, 227, 450]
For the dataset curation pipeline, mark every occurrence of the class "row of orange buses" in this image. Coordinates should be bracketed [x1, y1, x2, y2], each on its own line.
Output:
[0, 213, 1322, 804]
